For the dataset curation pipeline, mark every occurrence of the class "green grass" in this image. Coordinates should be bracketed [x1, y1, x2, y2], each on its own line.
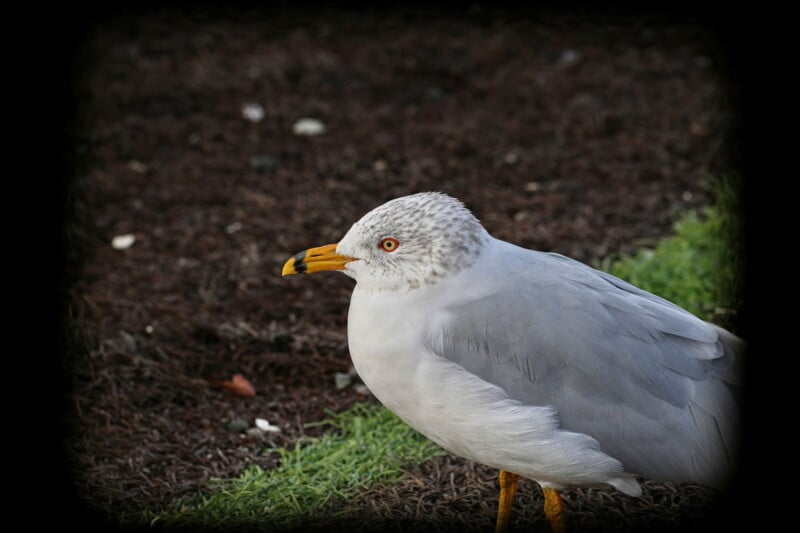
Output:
[149, 403, 446, 529]
[597, 178, 744, 328]
[149, 179, 743, 528]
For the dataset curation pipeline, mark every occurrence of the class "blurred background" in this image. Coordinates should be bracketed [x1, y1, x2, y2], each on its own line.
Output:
[58, 5, 746, 531]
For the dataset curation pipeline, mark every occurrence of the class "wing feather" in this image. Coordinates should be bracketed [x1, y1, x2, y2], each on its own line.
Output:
[427, 244, 741, 486]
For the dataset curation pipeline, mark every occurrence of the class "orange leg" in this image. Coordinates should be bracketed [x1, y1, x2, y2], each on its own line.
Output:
[495, 470, 520, 533]
[542, 487, 566, 533]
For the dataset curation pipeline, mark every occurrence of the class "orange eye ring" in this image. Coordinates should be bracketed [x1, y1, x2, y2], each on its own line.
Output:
[379, 237, 400, 252]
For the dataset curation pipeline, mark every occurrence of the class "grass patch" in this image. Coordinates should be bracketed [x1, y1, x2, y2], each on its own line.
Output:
[149, 403, 445, 529]
[150, 178, 744, 529]
[598, 178, 744, 328]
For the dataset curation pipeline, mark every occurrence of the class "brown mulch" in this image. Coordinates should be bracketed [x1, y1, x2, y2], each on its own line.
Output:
[58, 6, 745, 532]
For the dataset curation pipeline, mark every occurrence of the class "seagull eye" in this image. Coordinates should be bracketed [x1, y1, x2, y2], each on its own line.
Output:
[379, 237, 399, 252]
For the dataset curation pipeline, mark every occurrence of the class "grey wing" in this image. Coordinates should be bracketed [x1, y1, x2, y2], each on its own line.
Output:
[428, 250, 742, 487]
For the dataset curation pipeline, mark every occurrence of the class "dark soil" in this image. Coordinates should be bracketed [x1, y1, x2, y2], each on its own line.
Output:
[60, 6, 743, 532]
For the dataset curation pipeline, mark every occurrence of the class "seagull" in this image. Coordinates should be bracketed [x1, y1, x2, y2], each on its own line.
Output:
[281, 192, 741, 532]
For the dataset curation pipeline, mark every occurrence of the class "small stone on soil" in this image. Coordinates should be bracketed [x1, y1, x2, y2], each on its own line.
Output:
[226, 418, 250, 433]
[292, 118, 326, 136]
[111, 234, 136, 250]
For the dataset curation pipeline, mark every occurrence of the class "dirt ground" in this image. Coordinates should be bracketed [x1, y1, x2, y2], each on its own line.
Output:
[59, 6, 744, 532]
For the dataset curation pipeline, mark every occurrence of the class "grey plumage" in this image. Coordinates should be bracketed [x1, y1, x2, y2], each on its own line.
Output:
[428, 241, 741, 487]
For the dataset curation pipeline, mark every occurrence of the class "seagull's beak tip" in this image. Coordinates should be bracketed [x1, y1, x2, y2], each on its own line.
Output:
[281, 257, 299, 276]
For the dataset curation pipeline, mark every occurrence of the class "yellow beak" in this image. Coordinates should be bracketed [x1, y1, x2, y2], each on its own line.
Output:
[281, 243, 356, 276]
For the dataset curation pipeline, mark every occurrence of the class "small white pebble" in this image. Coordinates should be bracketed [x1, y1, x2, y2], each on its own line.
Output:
[145, 325, 154, 334]
[504, 152, 519, 165]
[241, 102, 265, 122]
[682, 191, 693, 201]
[292, 118, 326, 136]
[373, 159, 388, 172]
[524, 182, 541, 192]
[255, 418, 282, 433]
[225, 222, 243, 234]
[335, 372, 353, 390]
[112, 234, 136, 250]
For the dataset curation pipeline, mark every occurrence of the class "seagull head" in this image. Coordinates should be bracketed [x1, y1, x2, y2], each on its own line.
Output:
[282, 192, 489, 291]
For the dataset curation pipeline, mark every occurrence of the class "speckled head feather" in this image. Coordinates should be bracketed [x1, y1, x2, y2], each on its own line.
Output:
[337, 192, 490, 291]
